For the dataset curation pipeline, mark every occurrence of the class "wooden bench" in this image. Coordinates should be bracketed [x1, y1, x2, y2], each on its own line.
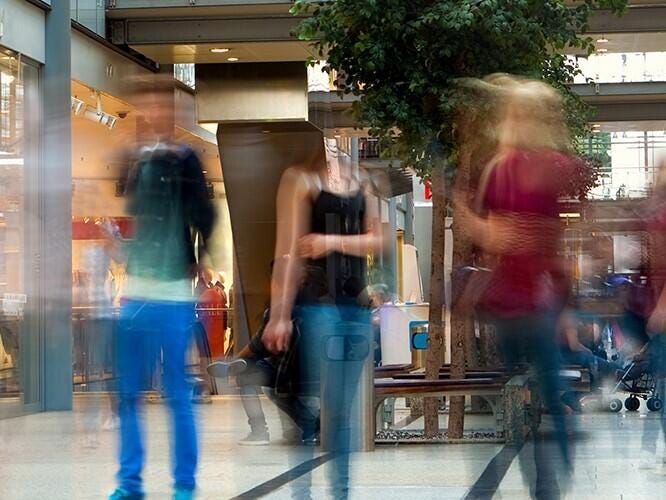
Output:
[374, 363, 414, 378]
[392, 371, 506, 380]
[374, 375, 534, 444]
[372, 364, 590, 445]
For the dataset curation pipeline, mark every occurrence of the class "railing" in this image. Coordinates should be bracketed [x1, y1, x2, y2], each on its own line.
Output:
[71, 0, 106, 37]
[71, 305, 233, 392]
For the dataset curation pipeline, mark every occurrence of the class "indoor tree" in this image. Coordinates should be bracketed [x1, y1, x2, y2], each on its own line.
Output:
[292, 0, 626, 438]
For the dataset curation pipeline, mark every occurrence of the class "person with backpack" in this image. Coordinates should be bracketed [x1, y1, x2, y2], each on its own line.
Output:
[108, 76, 216, 500]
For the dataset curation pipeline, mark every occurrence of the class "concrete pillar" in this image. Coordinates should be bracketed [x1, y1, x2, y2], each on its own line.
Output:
[386, 197, 398, 294]
[404, 193, 415, 246]
[43, 0, 73, 411]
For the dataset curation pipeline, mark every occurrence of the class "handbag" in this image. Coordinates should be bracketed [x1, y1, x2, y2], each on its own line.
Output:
[273, 320, 302, 397]
[450, 157, 499, 314]
[451, 265, 493, 314]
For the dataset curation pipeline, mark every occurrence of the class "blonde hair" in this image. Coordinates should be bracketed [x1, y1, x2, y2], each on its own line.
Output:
[496, 79, 570, 152]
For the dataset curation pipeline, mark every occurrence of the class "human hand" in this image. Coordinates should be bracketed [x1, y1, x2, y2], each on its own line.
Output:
[298, 234, 337, 259]
[262, 318, 293, 354]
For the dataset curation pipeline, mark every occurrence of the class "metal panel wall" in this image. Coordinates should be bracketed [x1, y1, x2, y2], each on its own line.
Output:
[0, 0, 46, 63]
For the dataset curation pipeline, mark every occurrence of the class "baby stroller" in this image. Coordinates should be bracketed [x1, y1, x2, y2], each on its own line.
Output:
[608, 343, 662, 412]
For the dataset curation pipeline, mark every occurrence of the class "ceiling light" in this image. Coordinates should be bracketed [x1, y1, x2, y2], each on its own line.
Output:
[71, 96, 85, 116]
[227, 57, 239, 62]
[81, 107, 119, 130]
[596, 37, 609, 43]
[210, 48, 230, 54]
[596, 48, 608, 53]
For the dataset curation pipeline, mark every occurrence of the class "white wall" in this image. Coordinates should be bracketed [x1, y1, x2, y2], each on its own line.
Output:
[0, 0, 45, 62]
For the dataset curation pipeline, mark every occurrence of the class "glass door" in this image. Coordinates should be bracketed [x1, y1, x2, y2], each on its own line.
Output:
[0, 49, 41, 418]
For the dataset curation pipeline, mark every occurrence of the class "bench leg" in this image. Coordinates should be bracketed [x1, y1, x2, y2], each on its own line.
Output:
[503, 385, 529, 446]
[480, 395, 503, 437]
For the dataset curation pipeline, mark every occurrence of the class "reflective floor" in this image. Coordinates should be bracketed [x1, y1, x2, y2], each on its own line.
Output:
[0, 396, 664, 499]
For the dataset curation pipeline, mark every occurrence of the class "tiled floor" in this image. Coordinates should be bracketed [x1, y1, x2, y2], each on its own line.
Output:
[0, 395, 664, 499]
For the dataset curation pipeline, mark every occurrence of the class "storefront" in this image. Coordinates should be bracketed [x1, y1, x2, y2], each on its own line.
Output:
[69, 80, 234, 392]
[0, 47, 42, 418]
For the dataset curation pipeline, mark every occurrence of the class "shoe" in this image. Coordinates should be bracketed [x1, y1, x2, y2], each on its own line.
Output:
[301, 434, 320, 446]
[102, 415, 120, 431]
[108, 488, 144, 500]
[207, 359, 247, 378]
[173, 488, 195, 500]
[238, 430, 270, 446]
[192, 394, 213, 404]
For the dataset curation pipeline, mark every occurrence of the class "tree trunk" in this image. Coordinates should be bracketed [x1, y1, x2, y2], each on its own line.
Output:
[424, 165, 447, 438]
[479, 322, 501, 367]
[448, 214, 474, 438]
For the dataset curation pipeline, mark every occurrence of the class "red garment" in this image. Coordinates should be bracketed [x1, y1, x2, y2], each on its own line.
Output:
[198, 287, 227, 359]
[480, 148, 578, 317]
[645, 199, 666, 316]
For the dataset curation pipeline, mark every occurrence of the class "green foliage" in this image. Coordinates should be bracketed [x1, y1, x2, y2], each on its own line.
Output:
[292, 0, 627, 182]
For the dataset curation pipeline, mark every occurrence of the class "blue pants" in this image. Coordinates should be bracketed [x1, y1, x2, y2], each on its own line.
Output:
[494, 313, 569, 464]
[290, 304, 370, 499]
[115, 299, 198, 494]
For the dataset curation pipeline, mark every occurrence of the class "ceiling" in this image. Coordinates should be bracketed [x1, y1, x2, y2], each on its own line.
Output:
[130, 41, 315, 64]
[572, 32, 666, 56]
[70, 81, 223, 182]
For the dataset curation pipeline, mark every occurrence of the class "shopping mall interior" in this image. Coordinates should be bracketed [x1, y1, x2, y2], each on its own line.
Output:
[1, 1, 666, 499]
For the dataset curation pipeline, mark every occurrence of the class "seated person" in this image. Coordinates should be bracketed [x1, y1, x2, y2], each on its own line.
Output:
[208, 266, 328, 446]
[558, 310, 622, 410]
[368, 283, 392, 366]
[208, 308, 320, 445]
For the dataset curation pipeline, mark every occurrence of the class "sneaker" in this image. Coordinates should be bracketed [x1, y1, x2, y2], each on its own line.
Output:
[108, 488, 144, 500]
[207, 359, 247, 378]
[238, 430, 270, 446]
[173, 488, 195, 500]
[192, 393, 213, 404]
[102, 415, 120, 431]
[301, 434, 320, 447]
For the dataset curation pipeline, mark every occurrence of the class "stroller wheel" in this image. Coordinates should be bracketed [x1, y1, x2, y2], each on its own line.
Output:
[647, 398, 663, 412]
[609, 399, 623, 412]
[625, 396, 641, 412]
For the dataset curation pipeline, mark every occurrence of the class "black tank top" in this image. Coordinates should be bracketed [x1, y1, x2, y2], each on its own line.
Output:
[299, 189, 368, 306]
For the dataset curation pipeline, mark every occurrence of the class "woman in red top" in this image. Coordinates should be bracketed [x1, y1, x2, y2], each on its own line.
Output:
[456, 78, 579, 473]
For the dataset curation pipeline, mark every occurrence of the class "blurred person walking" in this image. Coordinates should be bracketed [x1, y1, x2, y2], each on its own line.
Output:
[262, 135, 383, 499]
[639, 160, 666, 471]
[108, 76, 216, 500]
[455, 77, 581, 496]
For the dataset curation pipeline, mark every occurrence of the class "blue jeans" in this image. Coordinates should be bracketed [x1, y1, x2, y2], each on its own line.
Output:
[494, 313, 569, 464]
[290, 304, 370, 499]
[115, 299, 198, 494]
[238, 359, 320, 437]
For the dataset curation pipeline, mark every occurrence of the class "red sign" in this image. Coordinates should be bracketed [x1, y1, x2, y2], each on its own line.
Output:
[72, 217, 134, 240]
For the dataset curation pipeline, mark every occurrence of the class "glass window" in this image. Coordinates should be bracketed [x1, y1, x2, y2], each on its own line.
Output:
[0, 49, 41, 413]
[174, 64, 195, 89]
[71, 0, 106, 37]
[572, 52, 666, 83]
[586, 130, 666, 200]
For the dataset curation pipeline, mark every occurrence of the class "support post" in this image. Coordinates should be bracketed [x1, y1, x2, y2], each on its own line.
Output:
[43, 0, 73, 411]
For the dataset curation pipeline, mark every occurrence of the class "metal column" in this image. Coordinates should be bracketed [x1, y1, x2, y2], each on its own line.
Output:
[43, 0, 73, 411]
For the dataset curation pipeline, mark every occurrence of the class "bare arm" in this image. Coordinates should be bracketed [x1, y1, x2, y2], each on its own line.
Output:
[298, 174, 384, 259]
[559, 312, 591, 353]
[262, 168, 313, 353]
